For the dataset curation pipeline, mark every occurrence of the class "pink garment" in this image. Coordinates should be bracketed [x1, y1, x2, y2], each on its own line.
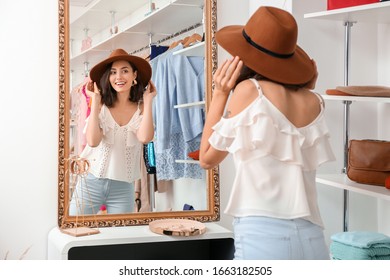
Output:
[69, 78, 90, 155]
[78, 91, 88, 153]
[81, 36, 92, 52]
[81, 83, 91, 117]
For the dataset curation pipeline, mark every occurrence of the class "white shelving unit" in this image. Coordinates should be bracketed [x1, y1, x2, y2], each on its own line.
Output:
[317, 174, 390, 202]
[70, 0, 204, 76]
[168, 15, 206, 164]
[304, 1, 390, 23]
[174, 100, 205, 108]
[319, 94, 390, 205]
[175, 159, 200, 164]
[305, 2, 390, 231]
[70, 0, 150, 40]
[172, 42, 206, 109]
[321, 94, 390, 104]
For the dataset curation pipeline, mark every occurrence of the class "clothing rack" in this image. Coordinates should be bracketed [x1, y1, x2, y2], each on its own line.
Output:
[342, 21, 354, 232]
[129, 22, 203, 55]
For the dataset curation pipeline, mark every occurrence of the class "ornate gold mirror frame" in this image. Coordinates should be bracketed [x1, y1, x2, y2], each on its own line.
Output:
[58, 0, 219, 228]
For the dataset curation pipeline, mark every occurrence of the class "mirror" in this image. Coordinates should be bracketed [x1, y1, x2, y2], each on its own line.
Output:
[58, 0, 219, 227]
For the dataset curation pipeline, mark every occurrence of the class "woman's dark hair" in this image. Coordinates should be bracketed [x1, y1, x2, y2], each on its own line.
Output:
[234, 65, 309, 91]
[99, 61, 145, 107]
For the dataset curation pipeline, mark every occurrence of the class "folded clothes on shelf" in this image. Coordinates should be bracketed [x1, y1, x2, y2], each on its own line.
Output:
[330, 231, 390, 260]
[331, 241, 390, 260]
[331, 231, 390, 248]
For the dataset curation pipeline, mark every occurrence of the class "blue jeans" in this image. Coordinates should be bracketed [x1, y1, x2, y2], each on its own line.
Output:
[69, 173, 134, 215]
[233, 216, 330, 260]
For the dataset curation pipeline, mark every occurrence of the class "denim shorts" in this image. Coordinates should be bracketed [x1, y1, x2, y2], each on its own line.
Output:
[233, 216, 330, 260]
[69, 173, 135, 215]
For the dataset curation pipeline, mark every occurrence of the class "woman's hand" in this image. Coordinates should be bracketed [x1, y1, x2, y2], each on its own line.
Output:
[143, 80, 157, 104]
[86, 81, 102, 110]
[213, 56, 243, 96]
[137, 80, 157, 143]
[84, 81, 103, 146]
[199, 57, 242, 169]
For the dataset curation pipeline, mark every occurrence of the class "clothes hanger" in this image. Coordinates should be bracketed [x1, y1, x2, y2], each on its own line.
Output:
[110, 11, 118, 35]
[168, 39, 182, 49]
[180, 35, 191, 46]
[183, 33, 202, 48]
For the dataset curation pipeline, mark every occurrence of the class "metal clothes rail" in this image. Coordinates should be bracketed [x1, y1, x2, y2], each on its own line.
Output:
[129, 22, 203, 55]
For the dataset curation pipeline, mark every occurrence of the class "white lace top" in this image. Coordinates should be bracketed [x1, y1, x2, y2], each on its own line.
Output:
[209, 79, 336, 227]
[80, 104, 143, 183]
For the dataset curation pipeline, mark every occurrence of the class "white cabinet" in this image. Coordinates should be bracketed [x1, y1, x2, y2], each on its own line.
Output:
[48, 223, 234, 260]
[304, 2, 390, 230]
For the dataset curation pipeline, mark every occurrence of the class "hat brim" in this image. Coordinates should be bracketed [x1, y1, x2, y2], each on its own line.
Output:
[90, 54, 151, 87]
[216, 25, 315, 85]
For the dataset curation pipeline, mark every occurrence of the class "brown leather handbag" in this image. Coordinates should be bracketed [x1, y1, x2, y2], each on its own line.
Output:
[347, 139, 390, 186]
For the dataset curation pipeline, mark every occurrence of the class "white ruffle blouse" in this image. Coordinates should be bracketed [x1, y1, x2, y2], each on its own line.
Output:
[80, 104, 143, 183]
[209, 79, 336, 227]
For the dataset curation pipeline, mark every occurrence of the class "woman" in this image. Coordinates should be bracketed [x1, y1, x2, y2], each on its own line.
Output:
[69, 49, 156, 215]
[199, 6, 336, 259]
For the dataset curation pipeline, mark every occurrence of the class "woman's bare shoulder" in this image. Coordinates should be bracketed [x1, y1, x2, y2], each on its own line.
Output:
[225, 79, 259, 118]
[235, 79, 258, 93]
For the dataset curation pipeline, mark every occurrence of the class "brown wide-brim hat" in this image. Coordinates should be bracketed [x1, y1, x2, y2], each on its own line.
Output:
[89, 48, 152, 86]
[336, 85, 390, 97]
[216, 6, 315, 85]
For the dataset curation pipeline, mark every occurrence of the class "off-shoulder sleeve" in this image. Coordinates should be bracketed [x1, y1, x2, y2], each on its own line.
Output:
[209, 97, 335, 171]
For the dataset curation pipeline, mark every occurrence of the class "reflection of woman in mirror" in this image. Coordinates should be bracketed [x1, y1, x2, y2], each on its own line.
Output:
[199, 7, 335, 259]
[69, 49, 156, 215]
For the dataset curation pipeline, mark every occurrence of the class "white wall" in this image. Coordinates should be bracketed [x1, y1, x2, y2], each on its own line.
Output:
[0, 0, 58, 259]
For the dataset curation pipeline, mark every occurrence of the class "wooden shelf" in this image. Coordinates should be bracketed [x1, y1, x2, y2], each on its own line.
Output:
[304, 1, 390, 23]
[321, 94, 390, 103]
[316, 174, 390, 201]
[174, 100, 205, 108]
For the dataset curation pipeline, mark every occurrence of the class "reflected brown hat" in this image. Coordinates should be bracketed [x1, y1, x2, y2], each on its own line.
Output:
[89, 48, 152, 86]
[215, 6, 315, 85]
